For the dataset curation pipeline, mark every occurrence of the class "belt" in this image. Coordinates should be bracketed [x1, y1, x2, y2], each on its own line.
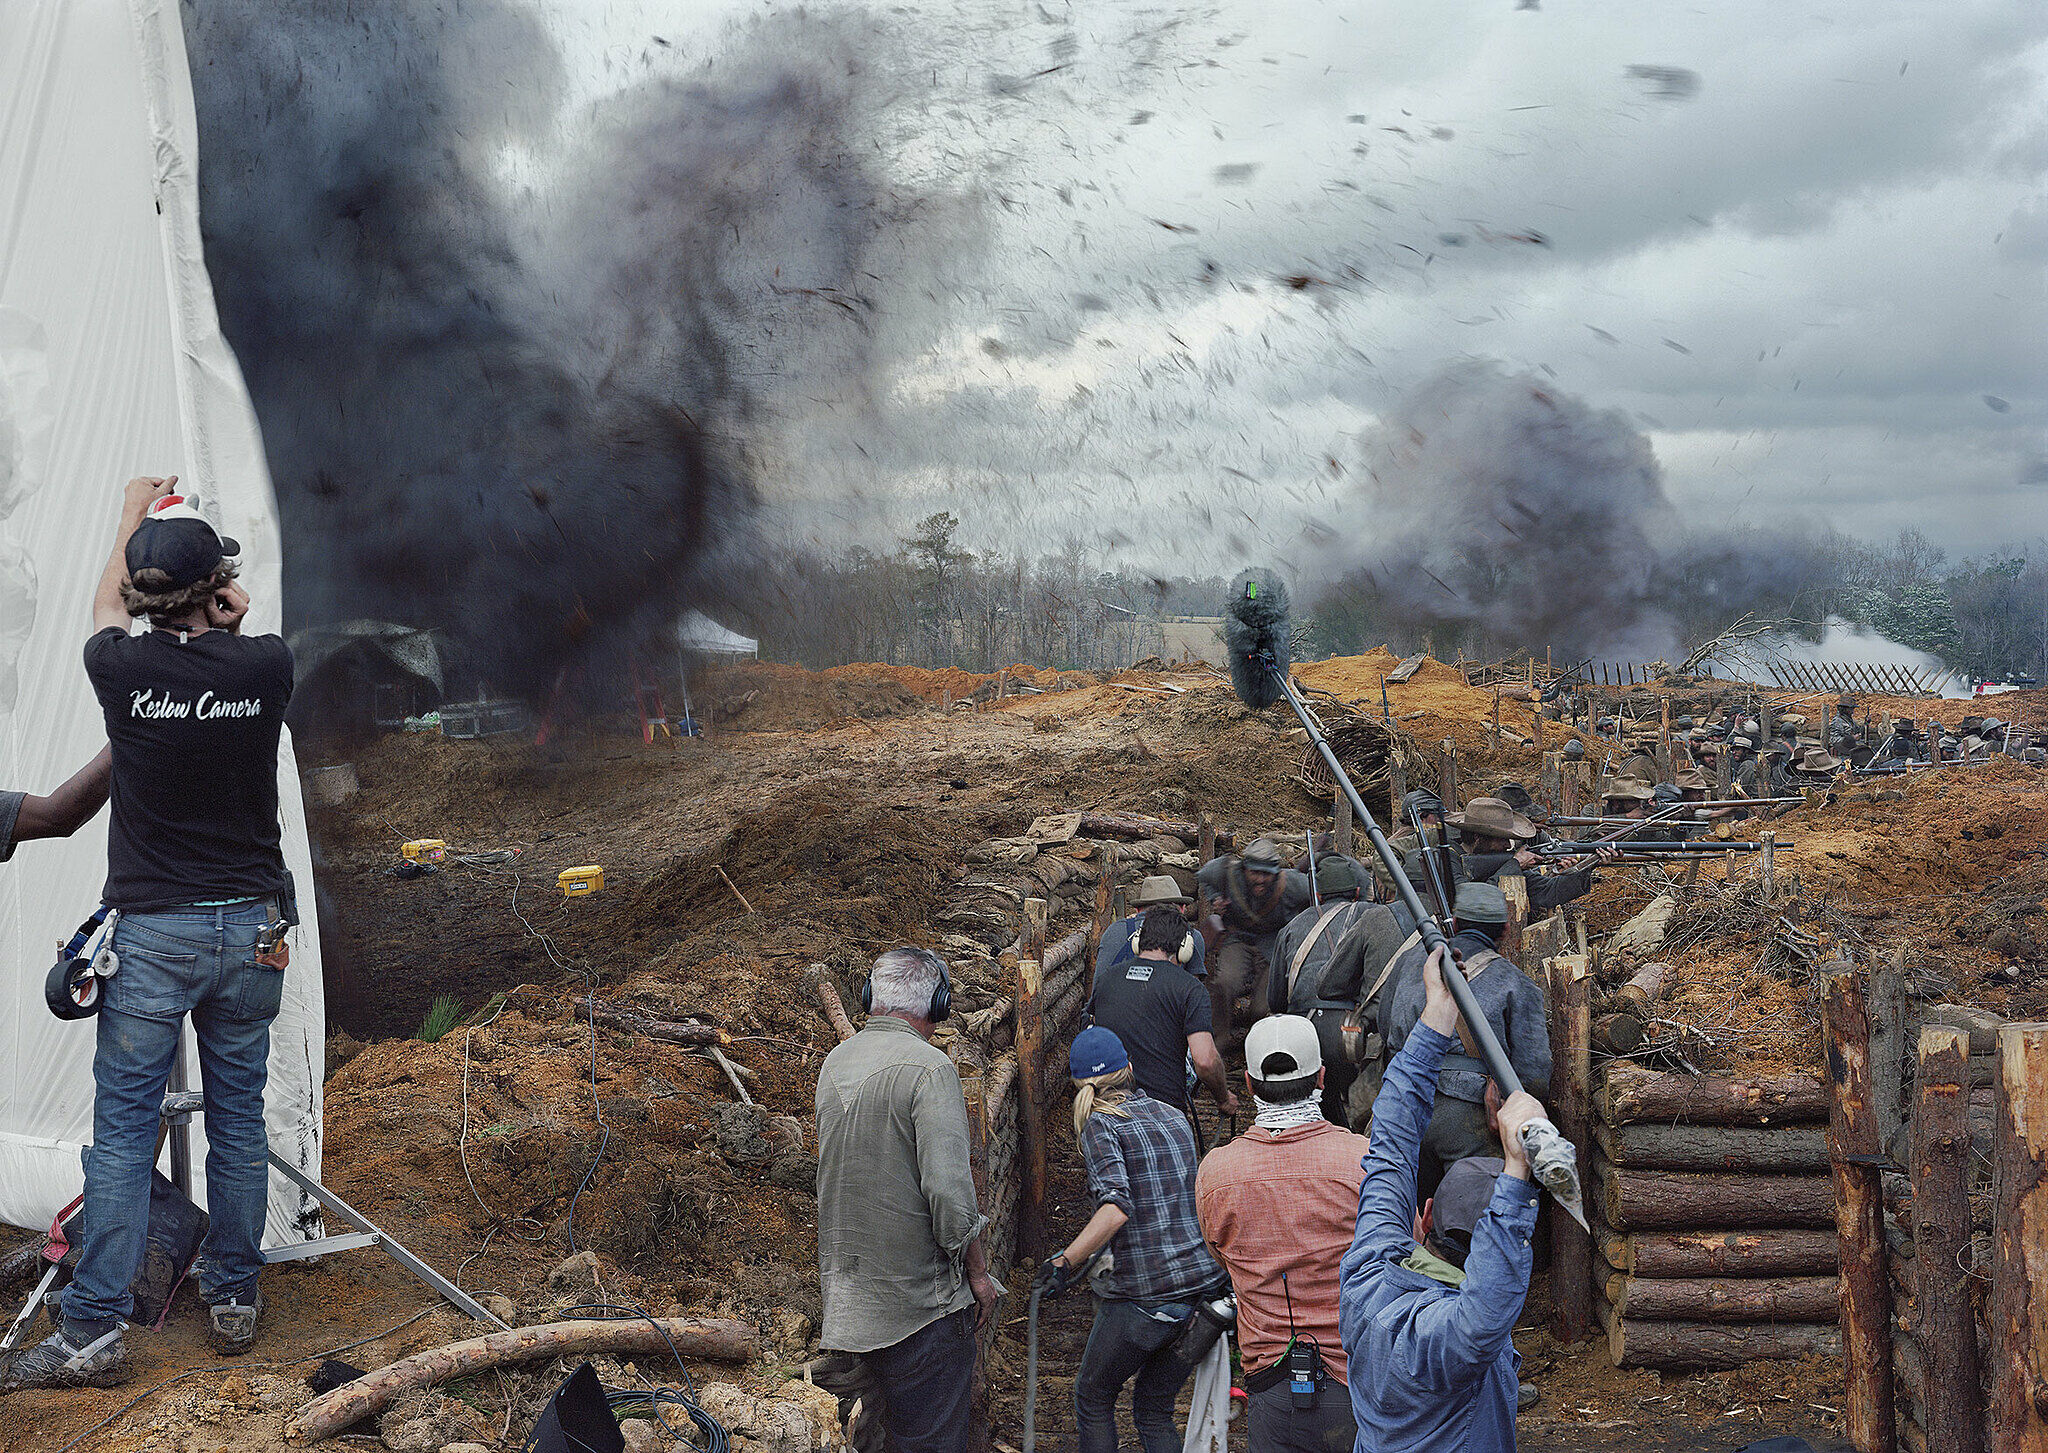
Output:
[1243, 1361, 1335, 1395]
[1438, 1053, 1489, 1076]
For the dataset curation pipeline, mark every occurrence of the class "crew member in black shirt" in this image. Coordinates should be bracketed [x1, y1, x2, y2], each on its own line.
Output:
[7, 477, 295, 1394]
[1088, 906, 1237, 1122]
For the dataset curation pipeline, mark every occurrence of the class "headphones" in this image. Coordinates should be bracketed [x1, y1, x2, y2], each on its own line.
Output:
[1130, 922, 1196, 964]
[862, 947, 952, 1022]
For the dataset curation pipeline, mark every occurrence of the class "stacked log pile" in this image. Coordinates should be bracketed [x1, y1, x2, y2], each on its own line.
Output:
[1591, 1062, 1842, 1369]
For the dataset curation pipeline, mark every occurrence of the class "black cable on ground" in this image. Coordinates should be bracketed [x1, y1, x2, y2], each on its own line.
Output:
[558, 1302, 729, 1453]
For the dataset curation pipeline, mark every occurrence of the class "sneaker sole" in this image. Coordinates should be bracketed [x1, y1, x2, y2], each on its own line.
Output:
[0, 1362, 134, 1393]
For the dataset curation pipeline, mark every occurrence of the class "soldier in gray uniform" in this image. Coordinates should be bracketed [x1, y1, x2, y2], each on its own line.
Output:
[1196, 836, 1312, 1052]
[1377, 881, 1551, 1199]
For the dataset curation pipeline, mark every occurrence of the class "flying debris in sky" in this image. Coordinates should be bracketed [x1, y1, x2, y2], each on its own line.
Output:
[1625, 65, 1703, 101]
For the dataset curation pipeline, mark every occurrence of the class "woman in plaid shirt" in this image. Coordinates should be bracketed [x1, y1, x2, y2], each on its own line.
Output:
[1038, 1027, 1227, 1453]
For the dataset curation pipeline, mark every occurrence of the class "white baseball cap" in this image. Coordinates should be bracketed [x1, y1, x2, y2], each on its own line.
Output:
[1244, 1013, 1322, 1083]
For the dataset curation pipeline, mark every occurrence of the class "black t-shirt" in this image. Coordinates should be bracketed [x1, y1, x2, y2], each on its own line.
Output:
[1092, 911, 1207, 982]
[84, 626, 294, 911]
[1087, 953, 1212, 1113]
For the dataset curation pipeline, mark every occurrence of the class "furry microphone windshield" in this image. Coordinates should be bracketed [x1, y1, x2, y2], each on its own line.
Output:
[1223, 567, 1291, 710]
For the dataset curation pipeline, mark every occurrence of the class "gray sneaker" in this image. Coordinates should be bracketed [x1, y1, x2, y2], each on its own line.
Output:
[0, 1325, 131, 1392]
[207, 1292, 263, 1356]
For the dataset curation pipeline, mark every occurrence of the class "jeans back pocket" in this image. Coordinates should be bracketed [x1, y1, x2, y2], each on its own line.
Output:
[106, 920, 206, 1022]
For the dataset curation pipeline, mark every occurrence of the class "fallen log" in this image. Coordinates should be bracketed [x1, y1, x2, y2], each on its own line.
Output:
[287, 1318, 756, 1443]
[1605, 1316, 1840, 1371]
[577, 1001, 725, 1048]
[1599, 1228, 1838, 1278]
[1598, 1063, 1830, 1126]
[1043, 927, 1090, 976]
[1611, 962, 1671, 1019]
[1077, 812, 1203, 842]
[1593, 1120, 1829, 1173]
[1592, 1013, 1643, 1056]
[1604, 1274, 1840, 1323]
[1593, 1162, 1834, 1229]
[804, 964, 857, 1043]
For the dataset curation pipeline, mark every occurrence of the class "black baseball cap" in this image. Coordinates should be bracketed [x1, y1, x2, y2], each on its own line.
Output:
[126, 516, 240, 588]
[1431, 1155, 1507, 1241]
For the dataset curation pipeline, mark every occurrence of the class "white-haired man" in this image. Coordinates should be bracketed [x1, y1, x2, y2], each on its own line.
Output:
[815, 946, 1000, 1452]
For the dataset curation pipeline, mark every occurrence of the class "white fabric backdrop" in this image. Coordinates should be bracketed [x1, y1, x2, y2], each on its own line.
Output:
[0, 0, 324, 1243]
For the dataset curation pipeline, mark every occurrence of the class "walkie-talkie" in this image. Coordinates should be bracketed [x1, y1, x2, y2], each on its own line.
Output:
[1281, 1272, 1322, 1410]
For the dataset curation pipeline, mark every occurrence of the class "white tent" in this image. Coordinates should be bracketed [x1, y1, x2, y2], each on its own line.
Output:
[677, 610, 759, 658]
[0, 2, 323, 1242]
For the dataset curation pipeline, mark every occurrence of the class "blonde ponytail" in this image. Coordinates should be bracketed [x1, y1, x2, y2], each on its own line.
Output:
[1072, 1065, 1136, 1138]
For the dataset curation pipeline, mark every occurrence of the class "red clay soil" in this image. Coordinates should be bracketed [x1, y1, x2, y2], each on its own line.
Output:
[5, 653, 2037, 1451]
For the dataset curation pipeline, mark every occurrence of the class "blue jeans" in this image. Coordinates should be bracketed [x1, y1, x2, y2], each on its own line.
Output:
[1074, 1295, 1196, 1453]
[62, 902, 283, 1337]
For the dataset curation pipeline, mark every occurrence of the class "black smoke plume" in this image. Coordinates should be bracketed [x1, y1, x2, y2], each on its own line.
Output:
[1333, 360, 1678, 659]
[182, 2, 889, 696]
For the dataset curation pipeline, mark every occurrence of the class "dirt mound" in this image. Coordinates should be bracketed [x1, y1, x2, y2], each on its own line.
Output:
[698, 660, 927, 731]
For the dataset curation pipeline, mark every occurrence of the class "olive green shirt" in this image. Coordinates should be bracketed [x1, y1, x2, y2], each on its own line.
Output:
[815, 1015, 988, 1352]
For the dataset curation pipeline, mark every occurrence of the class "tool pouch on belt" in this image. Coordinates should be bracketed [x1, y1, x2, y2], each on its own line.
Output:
[255, 871, 299, 971]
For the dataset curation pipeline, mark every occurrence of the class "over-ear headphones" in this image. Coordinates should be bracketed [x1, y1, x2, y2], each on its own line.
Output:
[861, 948, 952, 1022]
[1130, 925, 1195, 965]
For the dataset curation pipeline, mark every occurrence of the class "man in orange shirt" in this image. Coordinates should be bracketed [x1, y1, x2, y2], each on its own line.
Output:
[1194, 1015, 1367, 1451]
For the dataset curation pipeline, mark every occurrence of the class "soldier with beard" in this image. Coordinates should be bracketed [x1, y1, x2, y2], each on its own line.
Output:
[1197, 837, 1312, 1052]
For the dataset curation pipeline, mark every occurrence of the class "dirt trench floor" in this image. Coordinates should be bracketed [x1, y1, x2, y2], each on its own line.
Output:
[5, 658, 2039, 1450]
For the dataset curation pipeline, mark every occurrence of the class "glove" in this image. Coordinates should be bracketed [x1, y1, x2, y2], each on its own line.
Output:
[1034, 1255, 1078, 1299]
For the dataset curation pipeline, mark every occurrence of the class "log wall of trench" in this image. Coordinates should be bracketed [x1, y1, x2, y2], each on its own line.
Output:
[1588, 1059, 1841, 1370]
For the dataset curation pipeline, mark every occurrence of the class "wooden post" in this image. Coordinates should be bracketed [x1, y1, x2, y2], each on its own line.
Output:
[1823, 965, 1896, 1453]
[1499, 875, 1528, 962]
[996, 669, 1007, 700]
[1087, 846, 1117, 999]
[961, 1071, 994, 1453]
[1199, 811, 1216, 867]
[1760, 829, 1776, 894]
[1493, 688, 1502, 742]
[1546, 954, 1595, 1342]
[1333, 791, 1353, 858]
[1913, 1027, 1985, 1453]
[1658, 699, 1673, 779]
[1016, 898, 1049, 1264]
[1388, 758, 1406, 820]
[1560, 760, 1580, 818]
[1994, 1022, 2048, 1451]
[1716, 741, 1734, 798]
[1440, 740, 1459, 813]
[1540, 751, 1562, 811]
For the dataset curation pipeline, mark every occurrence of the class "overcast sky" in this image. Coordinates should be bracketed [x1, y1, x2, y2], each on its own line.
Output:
[546, 0, 2048, 571]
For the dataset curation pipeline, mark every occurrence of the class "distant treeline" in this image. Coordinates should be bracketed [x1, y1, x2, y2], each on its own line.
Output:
[741, 514, 2048, 684]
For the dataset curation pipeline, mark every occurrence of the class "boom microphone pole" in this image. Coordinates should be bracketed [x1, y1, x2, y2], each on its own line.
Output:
[1222, 569, 1588, 1227]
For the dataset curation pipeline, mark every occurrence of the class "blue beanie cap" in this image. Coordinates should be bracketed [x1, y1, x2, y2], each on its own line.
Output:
[1069, 1025, 1130, 1080]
